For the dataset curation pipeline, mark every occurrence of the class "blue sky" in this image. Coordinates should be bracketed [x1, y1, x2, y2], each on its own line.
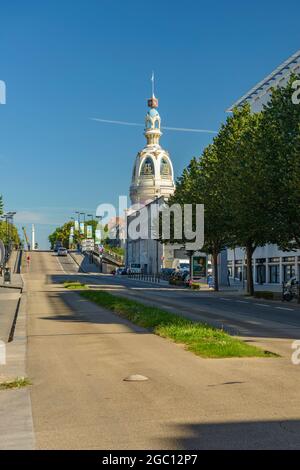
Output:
[0, 0, 299, 248]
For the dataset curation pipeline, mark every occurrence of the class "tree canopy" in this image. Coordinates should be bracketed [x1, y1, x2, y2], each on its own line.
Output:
[165, 76, 300, 294]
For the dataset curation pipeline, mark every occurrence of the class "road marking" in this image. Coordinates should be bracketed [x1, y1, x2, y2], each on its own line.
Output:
[56, 255, 67, 274]
[219, 298, 231, 301]
[276, 307, 294, 311]
[255, 303, 271, 307]
[236, 300, 249, 304]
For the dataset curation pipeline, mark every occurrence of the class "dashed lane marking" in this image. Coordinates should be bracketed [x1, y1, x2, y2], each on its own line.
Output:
[255, 303, 271, 307]
[276, 306, 294, 311]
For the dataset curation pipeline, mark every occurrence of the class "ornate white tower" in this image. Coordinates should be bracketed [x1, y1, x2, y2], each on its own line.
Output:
[130, 83, 175, 206]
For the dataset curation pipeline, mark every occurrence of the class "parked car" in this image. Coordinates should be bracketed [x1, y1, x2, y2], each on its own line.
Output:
[115, 267, 126, 275]
[169, 271, 189, 286]
[129, 263, 142, 273]
[54, 242, 63, 252]
[160, 268, 175, 280]
[57, 247, 68, 257]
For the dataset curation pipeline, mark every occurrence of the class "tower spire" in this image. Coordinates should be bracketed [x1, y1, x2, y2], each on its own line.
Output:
[148, 72, 158, 109]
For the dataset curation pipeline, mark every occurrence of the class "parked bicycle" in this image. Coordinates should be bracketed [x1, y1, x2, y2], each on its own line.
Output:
[282, 277, 299, 302]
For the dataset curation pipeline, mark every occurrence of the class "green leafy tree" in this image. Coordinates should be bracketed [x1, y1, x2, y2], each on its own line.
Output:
[212, 105, 279, 295]
[257, 75, 300, 250]
[0, 221, 20, 247]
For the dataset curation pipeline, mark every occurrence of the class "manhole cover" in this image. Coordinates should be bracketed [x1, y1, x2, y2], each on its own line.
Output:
[123, 374, 149, 382]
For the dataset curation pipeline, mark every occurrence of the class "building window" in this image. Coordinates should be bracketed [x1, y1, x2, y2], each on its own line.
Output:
[234, 266, 242, 281]
[269, 265, 279, 284]
[256, 264, 266, 284]
[141, 158, 154, 176]
[284, 265, 295, 282]
[160, 158, 170, 176]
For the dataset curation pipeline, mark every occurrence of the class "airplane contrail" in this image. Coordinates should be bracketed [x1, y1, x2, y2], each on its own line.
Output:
[90, 118, 217, 134]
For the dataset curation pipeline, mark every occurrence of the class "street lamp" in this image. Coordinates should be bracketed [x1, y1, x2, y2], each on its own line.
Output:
[95, 215, 103, 272]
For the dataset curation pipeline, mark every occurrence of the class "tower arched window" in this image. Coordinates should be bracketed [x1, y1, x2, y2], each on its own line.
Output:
[154, 119, 159, 129]
[141, 157, 154, 176]
[160, 158, 170, 177]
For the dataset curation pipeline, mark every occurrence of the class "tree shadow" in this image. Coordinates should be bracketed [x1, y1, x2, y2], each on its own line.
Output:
[159, 419, 300, 449]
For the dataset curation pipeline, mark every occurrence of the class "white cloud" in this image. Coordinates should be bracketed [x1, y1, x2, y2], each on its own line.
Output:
[14, 211, 46, 224]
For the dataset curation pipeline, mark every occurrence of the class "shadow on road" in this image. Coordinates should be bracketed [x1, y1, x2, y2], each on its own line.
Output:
[159, 419, 300, 449]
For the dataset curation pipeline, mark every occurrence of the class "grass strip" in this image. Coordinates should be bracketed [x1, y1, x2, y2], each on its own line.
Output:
[79, 290, 277, 359]
[0, 377, 31, 391]
[64, 280, 87, 290]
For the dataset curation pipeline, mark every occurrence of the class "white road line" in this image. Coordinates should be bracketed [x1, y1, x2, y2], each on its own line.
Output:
[56, 255, 67, 274]
[276, 306, 294, 311]
[236, 300, 249, 304]
[219, 298, 231, 301]
[255, 303, 271, 308]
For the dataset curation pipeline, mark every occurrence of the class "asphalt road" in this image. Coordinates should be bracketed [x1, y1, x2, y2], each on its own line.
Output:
[25, 252, 300, 449]
[56, 254, 300, 349]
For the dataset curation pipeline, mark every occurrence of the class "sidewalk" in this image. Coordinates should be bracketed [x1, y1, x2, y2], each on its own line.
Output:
[0, 281, 35, 449]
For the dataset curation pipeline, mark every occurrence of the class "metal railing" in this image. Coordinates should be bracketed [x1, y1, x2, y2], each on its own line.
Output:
[128, 272, 161, 284]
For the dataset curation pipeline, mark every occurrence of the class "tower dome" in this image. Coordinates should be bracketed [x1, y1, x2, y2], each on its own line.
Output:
[130, 86, 175, 206]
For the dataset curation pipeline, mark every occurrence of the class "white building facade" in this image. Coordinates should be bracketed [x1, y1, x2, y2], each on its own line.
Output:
[227, 50, 300, 286]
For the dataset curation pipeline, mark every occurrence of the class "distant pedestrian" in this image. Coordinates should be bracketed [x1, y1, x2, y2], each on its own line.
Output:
[227, 269, 231, 287]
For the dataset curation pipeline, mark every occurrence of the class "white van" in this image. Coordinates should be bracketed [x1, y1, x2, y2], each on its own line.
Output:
[129, 263, 142, 273]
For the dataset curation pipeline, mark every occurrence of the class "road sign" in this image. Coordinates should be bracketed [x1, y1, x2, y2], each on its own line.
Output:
[81, 239, 95, 252]
[95, 229, 102, 244]
[0, 240, 5, 265]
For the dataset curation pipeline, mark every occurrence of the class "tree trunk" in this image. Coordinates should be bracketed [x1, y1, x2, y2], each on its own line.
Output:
[245, 243, 255, 296]
[189, 253, 193, 278]
[213, 251, 219, 292]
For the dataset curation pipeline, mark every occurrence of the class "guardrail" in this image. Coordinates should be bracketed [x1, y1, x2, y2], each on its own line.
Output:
[91, 248, 124, 267]
[13, 250, 22, 274]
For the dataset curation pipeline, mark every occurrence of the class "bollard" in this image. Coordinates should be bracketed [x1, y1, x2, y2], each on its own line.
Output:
[4, 267, 11, 284]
